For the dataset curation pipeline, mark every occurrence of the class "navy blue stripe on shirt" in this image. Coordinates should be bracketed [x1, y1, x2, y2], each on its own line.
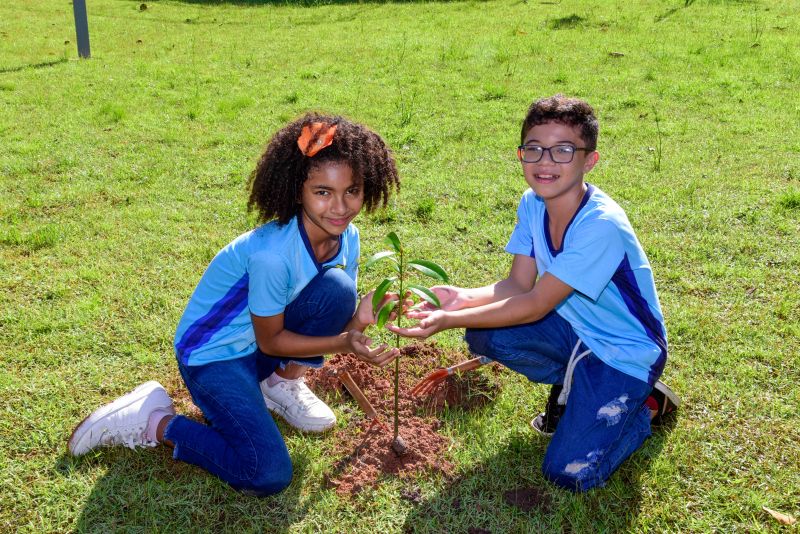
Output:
[544, 184, 595, 257]
[611, 254, 668, 385]
[175, 273, 250, 365]
[297, 217, 322, 273]
[297, 216, 342, 273]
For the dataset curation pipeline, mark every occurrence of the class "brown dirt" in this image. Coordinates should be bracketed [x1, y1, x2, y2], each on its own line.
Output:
[307, 342, 501, 495]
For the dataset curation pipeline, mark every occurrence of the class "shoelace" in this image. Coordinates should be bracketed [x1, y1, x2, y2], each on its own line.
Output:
[282, 379, 321, 406]
[557, 339, 592, 406]
[100, 425, 149, 450]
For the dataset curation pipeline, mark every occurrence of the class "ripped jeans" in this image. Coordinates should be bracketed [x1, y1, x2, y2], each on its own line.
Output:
[465, 311, 654, 492]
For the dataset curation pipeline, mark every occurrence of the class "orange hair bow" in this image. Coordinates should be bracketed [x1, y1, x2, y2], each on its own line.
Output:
[297, 122, 337, 157]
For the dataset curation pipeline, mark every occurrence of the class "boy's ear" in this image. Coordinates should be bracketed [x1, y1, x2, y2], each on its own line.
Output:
[582, 151, 600, 173]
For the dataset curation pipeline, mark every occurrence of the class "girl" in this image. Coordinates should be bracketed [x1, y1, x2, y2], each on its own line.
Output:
[68, 114, 401, 496]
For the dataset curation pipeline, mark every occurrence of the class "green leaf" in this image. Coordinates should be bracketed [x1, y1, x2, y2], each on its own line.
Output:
[384, 232, 402, 253]
[363, 250, 396, 270]
[375, 299, 396, 329]
[371, 277, 396, 310]
[408, 259, 449, 283]
[407, 283, 441, 308]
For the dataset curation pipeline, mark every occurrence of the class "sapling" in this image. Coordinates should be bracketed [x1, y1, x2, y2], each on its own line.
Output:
[363, 231, 449, 454]
[652, 107, 663, 172]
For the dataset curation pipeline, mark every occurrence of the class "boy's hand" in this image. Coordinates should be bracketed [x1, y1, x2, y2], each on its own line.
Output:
[346, 329, 399, 367]
[416, 286, 467, 312]
[386, 309, 448, 339]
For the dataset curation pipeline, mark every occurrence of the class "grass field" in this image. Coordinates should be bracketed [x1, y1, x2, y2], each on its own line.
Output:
[1, 0, 799, 531]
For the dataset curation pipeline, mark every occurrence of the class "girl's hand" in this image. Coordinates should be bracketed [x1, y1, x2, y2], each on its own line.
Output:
[386, 309, 448, 339]
[355, 291, 412, 327]
[346, 329, 399, 367]
[354, 290, 387, 328]
[416, 286, 468, 312]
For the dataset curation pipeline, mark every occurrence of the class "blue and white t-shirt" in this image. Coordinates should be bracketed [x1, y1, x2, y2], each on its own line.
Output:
[174, 216, 359, 366]
[506, 184, 667, 385]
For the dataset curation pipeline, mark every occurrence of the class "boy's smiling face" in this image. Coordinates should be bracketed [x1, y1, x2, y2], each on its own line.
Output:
[520, 121, 599, 203]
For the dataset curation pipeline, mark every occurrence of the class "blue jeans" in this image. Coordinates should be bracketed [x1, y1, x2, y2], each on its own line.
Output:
[164, 268, 357, 496]
[465, 311, 654, 492]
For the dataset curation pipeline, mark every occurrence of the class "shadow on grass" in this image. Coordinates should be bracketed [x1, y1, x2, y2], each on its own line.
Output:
[56, 445, 316, 532]
[654, 0, 698, 23]
[402, 417, 678, 533]
[0, 58, 68, 75]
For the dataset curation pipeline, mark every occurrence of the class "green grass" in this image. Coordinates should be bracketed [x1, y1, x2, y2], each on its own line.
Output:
[2, 0, 799, 531]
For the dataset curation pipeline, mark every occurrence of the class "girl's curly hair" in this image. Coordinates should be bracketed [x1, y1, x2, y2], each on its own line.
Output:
[248, 113, 400, 225]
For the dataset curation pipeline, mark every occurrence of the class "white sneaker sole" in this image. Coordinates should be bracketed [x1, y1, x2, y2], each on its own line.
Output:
[263, 397, 335, 433]
[530, 413, 555, 437]
[68, 381, 169, 456]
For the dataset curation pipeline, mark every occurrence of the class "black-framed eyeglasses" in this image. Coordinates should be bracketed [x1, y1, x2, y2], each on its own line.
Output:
[516, 144, 590, 163]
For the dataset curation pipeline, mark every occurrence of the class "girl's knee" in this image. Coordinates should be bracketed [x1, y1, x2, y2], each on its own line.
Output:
[312, 269, 357, 311]
[286, 268, 357, 335]
[247, 451, 294, 496]
[320, 267, 356, 292]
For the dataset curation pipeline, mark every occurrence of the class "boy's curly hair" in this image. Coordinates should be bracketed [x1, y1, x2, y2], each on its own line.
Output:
[248, 113, 400, 225]
[521, 95, 599, 151]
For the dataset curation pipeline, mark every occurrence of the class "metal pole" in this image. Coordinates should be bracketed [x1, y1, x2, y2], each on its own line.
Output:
[72, 0, 91, 58]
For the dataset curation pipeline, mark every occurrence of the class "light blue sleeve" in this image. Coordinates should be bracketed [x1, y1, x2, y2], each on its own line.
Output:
[546, 219, 625, 301]
[247, 251, 291, 317]
[505, 195, 536, 257]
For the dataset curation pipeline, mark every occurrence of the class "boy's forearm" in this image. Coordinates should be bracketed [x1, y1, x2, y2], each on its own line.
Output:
[442, 273, 571, 330]
[457, 278, 531, 309]
[444, 292, 550, 330]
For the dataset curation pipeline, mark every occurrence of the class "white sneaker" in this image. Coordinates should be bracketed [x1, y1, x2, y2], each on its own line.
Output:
[260, 377, 336, 432]
[68, 381, 175, 456]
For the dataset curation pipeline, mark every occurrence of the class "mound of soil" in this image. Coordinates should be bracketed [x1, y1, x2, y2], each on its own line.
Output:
[306, 342, 501, 495]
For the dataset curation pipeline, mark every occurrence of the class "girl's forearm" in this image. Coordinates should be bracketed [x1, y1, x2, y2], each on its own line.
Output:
[257, 330, 349, 358]
[344, 314, 369, 333]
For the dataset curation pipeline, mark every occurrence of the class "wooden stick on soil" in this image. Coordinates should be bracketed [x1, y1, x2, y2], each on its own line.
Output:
[338, 370, 389, 431]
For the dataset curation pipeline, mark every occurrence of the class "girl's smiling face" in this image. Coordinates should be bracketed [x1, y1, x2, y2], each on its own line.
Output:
[300, 161, 364, 242]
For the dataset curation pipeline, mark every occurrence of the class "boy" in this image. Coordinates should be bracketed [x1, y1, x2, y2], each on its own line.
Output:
[389, 95, 679, 492]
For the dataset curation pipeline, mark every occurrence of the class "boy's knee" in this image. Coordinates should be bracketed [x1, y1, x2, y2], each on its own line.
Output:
[464, 328, 493, 357]
[464, 328, 508, 360]
[541, 449, 605, 493]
